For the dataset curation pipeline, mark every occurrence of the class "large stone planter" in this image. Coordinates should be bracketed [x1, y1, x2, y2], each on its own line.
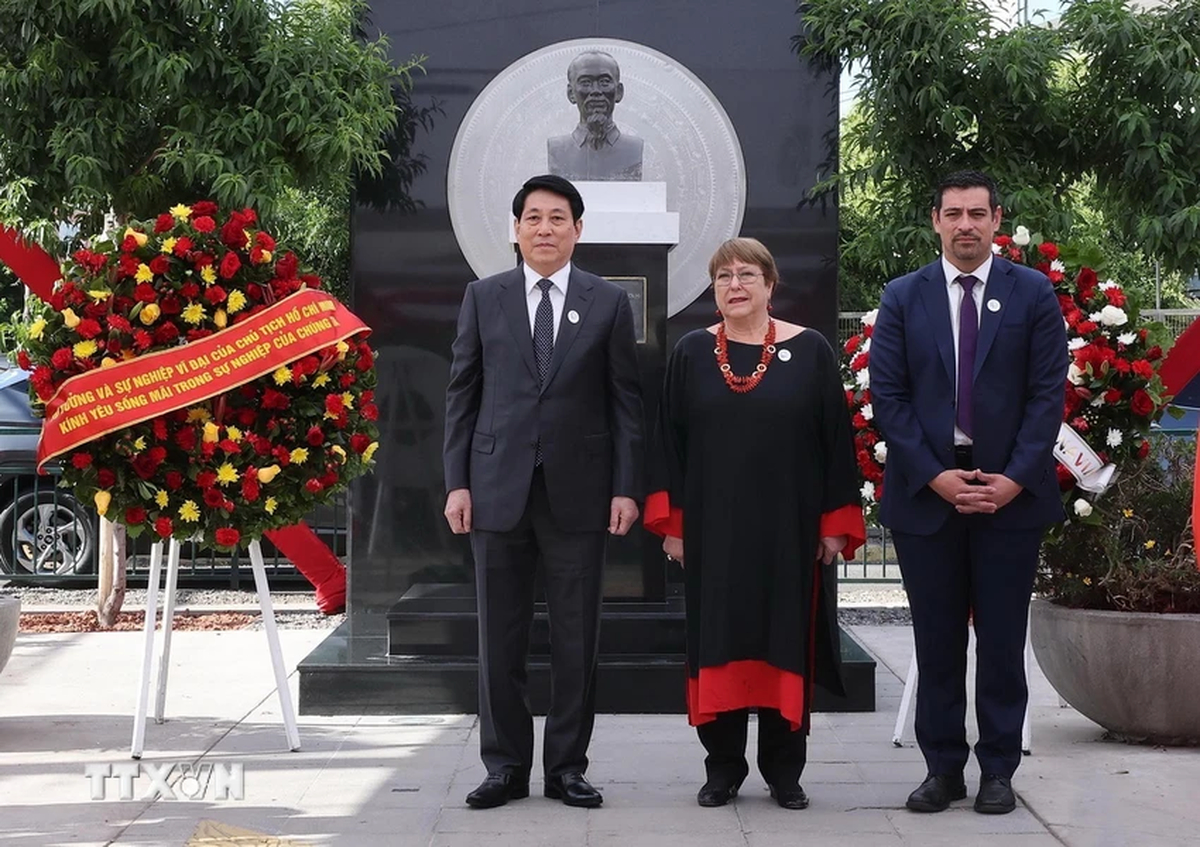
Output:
[0, 594, 19, 677]
[1030, 597, 1200, 744]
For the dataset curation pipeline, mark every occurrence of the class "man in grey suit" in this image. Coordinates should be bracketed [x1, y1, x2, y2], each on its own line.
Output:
[444, 174, 645, 809]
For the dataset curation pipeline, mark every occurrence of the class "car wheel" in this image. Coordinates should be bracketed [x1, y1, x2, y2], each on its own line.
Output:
[0, 489, 97, 577]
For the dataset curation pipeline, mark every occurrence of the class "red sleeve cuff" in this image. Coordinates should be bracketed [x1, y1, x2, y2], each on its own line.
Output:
[820, 503, 867, 561]
[643, 490, 684, 537]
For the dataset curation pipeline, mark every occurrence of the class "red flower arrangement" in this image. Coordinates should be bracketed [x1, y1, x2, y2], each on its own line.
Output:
[840, 309, 884, 523]
[17, 203, 379, 549]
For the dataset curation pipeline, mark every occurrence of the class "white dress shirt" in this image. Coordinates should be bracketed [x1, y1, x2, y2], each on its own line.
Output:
[523, 262, 571, 341]
[942, 254, 992, 447]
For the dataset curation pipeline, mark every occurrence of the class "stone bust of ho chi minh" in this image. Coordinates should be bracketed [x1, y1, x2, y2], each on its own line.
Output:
[547, 50, 644, 182]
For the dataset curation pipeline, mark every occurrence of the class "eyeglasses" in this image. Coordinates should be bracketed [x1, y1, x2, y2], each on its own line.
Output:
[713, 270, 764, 287]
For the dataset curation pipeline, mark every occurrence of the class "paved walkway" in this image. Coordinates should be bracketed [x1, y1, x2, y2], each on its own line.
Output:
[0, 623, 1197, 846]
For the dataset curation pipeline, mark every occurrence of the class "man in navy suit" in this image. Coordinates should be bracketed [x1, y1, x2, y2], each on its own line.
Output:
[870, 171, 1067, 815]
[443, 174, 644, 810]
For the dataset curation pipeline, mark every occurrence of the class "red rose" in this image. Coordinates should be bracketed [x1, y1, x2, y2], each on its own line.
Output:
[175, 426, 197, 451]
[192, 253, 214, 268]
[51, 348, 73, 370]
[16, 350, 30, 370]
[132, 454, 159, 479]
[160, 294, 182, 315]
[852, 412, 868, 429]
[1138, 440, 1150, 459]
[275, 252, 299, 279]
[994, 235, 1012, 248]
[149, 256, 170, 275]
[205, 285, 227, 304]
[215, 527, 240, 547]
[843, 335, 861, 355]
[155, 517, 173, 538]
[1104, 388, 1122, 404]
[165, 470, 184, 490]
[97, 468, 116, 488]
[121, 235, 140, 253]
[305, 478, 324, 494]
[350, 433, 372, 453]
[1130, 389, 1154, 417]
[71, 452, 93, 469]
[204, 487, 226, 508]
[306, 426, 325, 446]
[134, 282, 157, 303]
[321, 470, 339, 487]
[1139, 328, 1149, 342]
[196, 469, 217, 488]
[125, 506, 147, 525]
[154, 213, 175, 233]
[154, 322, 180, 344]
[300, 273, 322, 290]
[238, 408, 257, 427]
[219, 252, 241, 280]
[1037, 242, 1059, 260]
[242, 477, 260, 501]
[262, 389, 290, 410]
[173, 236, 194, 257]
[180, 282, 201, 300]
[255, 231, 277, 251]
[220, 218, 249, 250]
[1076, 267, 1098, 292]
[192, 216, 216, 233]
[1075, 321, 1099, 335]
[1132, 359, 1154, 380]
[1146, 345, 1163, 362]
[192, 200, 218, 216]
[76, 318, 103, 339]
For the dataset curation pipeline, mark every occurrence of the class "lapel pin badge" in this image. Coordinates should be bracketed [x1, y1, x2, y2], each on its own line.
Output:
[987, 299, 1001, 313]
[567, 309, 580, 324]
[778, 348, 792, 362]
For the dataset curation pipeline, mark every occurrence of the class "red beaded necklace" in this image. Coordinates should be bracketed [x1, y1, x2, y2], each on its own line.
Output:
[714, 319, 776, 393]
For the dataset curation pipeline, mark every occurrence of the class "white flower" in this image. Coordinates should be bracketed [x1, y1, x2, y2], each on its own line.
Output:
[861, 481, 876, 502]
[1073, 498, 1093, 518]
[1117, 332, 1136, 346]
[1099, 280, 1117, 290]
[874, 441, 888, 464]
[860, 337, 871, 354]
[1013, 225, 1031, 247]
[992, 241, 1002, 254]
[1106, 428, 1123, 448]
[1091, 394, 1106, 407]
[855, 368, 870, 390]
[1097, 305, 1128, 327]
[1068, 363, 1086, 385]
[1050, 259, 1066, 273]
[861, 309, 879, 328]
[861, 403, 874, 421]
[1067, 337, 1087, 351]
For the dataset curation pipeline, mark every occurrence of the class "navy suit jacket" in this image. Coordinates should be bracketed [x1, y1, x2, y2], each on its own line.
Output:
[443, 264, 645, 533]
[870, 257, 1068, 535]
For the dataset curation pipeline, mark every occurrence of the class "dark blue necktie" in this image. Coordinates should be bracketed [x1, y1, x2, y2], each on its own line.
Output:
[533, 279, 554, 464]
[956, 274, 979, 438]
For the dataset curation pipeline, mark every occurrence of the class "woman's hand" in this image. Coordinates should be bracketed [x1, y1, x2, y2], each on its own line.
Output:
[663, 535, 684, 567]
[816, 535, 847, 565]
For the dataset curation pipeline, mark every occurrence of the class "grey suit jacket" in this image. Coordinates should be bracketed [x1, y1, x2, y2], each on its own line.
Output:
[443, 264, 645, 533]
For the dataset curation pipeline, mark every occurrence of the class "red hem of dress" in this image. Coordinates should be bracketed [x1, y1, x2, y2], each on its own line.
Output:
[687, 660, 806, 732]
[819, 503, 867, 560]
[644, 490, 684, 537]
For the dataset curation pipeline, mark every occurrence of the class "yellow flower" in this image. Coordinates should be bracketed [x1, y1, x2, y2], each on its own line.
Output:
[94, 490, 111, 516]
[186, 406, 211, 423]
[264, 496, 278, 514]
[312, 373, 330, 388]
[73, 340, 98, 358]
[256, 465, 281, 483]
[133, 436, 146, 451]
[200, 265, 217, 285]
[100, 357, 118, 368]
[273, 366, 292, 385]
[155, 489, 169, 509]
[29, 317, 46, 339]
[160, 237, 177, 254]
[213, 308, 228, 329]
[1122, 509, 1134, 518]
[122, 349, 136, 360]
[124, 227, 148, 247]
[178, 500, 201, 522]
[225, 426, 242, 442]
[290, 448, 309, 464]
[182, 303, 206, 325]
[1145, 540, 1156, 550]
[139, 303, 161, 325]
[62, 308, 81, 328]
[202, 422, 220, 443]
[216, 463, 238, 486]
[169, 204, 192, 220]
[336, 340, 349, 360]
[255, 249, 273, 265]
[340, 392, 355, 410]
[87, 288, 111, 301]
[331, 444, 347, 463]
[362, 441, 379, 463]
[226, 289, 247, 312]
[135, 263, 154, 283]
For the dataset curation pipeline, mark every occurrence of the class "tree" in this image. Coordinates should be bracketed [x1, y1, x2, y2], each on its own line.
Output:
[797, 0, 1200, 302]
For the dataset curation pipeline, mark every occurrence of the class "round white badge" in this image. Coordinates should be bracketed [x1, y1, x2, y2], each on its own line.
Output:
[778, 348, 792, 362]
[567, 309, 580, 324]
[987, 299, 1001, 313]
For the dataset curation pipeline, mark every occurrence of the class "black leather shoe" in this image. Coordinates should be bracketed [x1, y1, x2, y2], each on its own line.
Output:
[697, 777, 744, 807]
[767, 783, 809, 810]
[905, 773, 967, 812]
[544, 772, 603, 808]
[465, 773, 529, 809]
[974, 774, 1016, 814]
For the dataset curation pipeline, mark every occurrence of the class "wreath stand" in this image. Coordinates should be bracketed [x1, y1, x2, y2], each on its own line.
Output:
[129, 537, 300, 758]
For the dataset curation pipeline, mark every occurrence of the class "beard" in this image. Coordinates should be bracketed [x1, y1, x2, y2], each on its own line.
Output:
[584, 109, 614, 148]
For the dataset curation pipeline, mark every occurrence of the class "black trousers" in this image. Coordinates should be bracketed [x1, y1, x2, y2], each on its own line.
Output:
[471, 467, 607, 780]
[893, 507, 1042, 779]
[696, 708, 808, 788]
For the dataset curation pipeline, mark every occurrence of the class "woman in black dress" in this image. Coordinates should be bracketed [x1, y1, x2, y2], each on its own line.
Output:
[645, 238, 865, 809]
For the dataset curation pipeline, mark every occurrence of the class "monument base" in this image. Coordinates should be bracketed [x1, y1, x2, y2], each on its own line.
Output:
[298, 583, 876, 716]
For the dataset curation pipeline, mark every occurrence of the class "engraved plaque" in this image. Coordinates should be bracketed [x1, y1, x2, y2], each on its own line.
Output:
[606, 276, 648, 343]
[448, 38, 746, 317]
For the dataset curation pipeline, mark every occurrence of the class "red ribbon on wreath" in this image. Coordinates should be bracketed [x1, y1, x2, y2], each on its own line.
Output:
[1157, 318, 1200, 572]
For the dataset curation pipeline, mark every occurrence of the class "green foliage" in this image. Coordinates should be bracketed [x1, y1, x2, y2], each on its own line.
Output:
[0, 0, 425, 224]
[267, 186, 350, 304]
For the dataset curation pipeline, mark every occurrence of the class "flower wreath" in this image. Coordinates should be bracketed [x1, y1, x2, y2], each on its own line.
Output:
[16, 202, 379, 549]
[841, 225, 1171, 522]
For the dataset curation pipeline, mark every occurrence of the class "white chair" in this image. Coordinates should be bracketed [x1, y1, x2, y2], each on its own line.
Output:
[893, 615, 1032, 755]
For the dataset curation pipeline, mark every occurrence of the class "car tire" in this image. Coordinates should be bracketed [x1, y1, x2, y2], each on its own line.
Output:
[0, 488, 97, 578]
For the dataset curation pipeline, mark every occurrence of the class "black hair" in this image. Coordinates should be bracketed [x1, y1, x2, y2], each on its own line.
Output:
[933, 170, 1001, 211]
[511, 174, 585, 222]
